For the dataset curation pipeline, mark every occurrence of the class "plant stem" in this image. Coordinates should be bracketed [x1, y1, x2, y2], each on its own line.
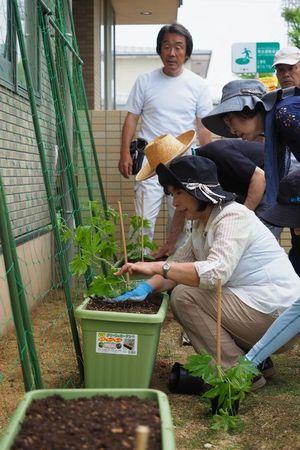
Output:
[92, 255, 115, 270]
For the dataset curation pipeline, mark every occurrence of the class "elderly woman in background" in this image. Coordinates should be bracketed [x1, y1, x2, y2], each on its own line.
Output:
[202, 79, 300, 278]
[202, 79, 300, 204]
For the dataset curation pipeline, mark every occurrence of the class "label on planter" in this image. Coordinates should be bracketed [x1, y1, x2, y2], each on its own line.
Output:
[96, 331, 138, 355]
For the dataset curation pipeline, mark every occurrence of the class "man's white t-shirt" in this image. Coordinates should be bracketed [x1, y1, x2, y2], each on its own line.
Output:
[126, 68, 213, 142]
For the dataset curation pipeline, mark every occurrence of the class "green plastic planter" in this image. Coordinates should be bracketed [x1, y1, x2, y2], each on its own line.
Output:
[0, 388, 176, 450]
[75, 294, 169, 388]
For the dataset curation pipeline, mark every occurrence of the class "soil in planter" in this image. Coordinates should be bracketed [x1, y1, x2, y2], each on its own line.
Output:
[86, 293, 163, 314]
[12, 395, 161, 450]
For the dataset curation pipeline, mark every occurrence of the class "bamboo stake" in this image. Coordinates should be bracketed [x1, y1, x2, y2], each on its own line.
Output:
[118, 201, 130, 285]
[134, 425, 150, 450]
[216, 278, 222, 372]
[141, 191, 144, 262]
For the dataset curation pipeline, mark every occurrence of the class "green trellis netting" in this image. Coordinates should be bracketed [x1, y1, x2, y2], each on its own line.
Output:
[0, 0, 108, 434]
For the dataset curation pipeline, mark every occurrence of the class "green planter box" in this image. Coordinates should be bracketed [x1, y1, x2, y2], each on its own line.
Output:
[75, 294, 169, 388]
[0, 388, 176, 450]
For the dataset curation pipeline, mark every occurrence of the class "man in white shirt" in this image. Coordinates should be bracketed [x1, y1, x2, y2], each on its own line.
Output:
[118, 23, 212, 243]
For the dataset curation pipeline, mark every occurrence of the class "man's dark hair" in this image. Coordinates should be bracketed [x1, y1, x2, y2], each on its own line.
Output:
[156, 23, 193, 62]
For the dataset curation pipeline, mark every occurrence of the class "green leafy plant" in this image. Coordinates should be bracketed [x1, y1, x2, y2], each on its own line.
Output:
[282, 7, 300, 48]
[210, 410, 244, 433]
[126, 214, 157, 262]
[184, 352, 259, 432]
[61, 201, 136, 298]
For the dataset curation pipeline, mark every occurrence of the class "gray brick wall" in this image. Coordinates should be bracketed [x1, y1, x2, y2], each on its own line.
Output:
[0, 38, 56, 238]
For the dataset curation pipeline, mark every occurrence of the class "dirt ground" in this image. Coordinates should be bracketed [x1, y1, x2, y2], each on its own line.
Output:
[1, 292, 299, 450]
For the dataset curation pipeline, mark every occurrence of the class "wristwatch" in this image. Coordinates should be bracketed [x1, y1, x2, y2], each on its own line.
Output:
[162, 261, 171, 279]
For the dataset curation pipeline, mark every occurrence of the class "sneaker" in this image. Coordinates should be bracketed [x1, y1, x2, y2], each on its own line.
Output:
[251, 374, 267, 391]
[181, 331, 192, 346]
[258, 357, 276, 379]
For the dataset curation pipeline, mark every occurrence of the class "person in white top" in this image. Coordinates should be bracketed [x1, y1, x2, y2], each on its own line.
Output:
[114, 156, 300, 387]
[118, 23, 212, 243]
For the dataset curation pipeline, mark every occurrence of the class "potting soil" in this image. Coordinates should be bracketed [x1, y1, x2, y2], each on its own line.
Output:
[86, 294, 162, 314]
[11, 395, 161, 449]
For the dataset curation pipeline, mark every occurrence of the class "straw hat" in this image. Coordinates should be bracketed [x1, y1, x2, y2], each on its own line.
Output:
[135, 130, 196, 181]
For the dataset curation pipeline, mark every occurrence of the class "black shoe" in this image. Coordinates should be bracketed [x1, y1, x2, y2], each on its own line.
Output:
[251, 374, 266, 391]
[257, 357, 276, 379]
[167, 362, 210, 395]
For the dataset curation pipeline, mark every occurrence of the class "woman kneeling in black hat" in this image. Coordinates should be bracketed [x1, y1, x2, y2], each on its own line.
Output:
[114, 155, 300, 389]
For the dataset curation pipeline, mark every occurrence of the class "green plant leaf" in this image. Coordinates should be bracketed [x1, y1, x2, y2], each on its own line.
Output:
[184, 351, 260, 430]
[211, 411, 244, 433]
[202, 385, 222, 399]
[70, 253, 89, 276]
[184, 352, 217, 384]
[87, 275, 123, 298]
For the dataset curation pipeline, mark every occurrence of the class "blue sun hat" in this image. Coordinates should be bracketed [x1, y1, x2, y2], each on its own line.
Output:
[202, 79, 268, 138]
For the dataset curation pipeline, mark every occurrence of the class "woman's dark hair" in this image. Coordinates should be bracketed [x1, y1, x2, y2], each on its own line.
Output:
[156, 23, 193, 62]
[163, 185, 210, 211]
[197, 199, 209, 211]
[222, 103, 266, 131]
[239, 103, 266, 118]
[224, 103, 266, 120]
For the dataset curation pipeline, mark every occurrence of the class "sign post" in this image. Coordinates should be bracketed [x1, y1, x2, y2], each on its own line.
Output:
[232, 42, 280, 74]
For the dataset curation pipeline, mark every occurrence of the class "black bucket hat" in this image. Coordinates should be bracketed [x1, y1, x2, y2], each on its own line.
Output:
[259, 169, 300, 228]
[156, 155, 235, 204]
[202, 80, 271, 138]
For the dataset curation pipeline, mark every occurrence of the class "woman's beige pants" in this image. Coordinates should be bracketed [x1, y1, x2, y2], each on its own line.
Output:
[171, 284, 276, 368]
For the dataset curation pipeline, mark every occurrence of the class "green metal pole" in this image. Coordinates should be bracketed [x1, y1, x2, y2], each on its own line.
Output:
[4, 201, 44, 389]
[49, 16, 83, 64]
[12, 0, 84, 382]
[40, 5, 96, 284]
[0, 179, 33, 392]
[65, 0, 108, 214]
[54, 0, 109, 275]
[39, 8, 83, 229]
[55, 4, 95, 204]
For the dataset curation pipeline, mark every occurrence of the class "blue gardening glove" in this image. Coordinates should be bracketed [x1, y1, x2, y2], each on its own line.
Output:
[112, 281, 154, 303]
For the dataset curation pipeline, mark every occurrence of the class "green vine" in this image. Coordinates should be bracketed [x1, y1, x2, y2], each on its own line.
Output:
[184, 352, 259, 432]
[59, 201, 155, 298]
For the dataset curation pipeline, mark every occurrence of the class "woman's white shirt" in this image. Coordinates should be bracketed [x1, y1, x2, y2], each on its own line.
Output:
[172, 202, 300, 315]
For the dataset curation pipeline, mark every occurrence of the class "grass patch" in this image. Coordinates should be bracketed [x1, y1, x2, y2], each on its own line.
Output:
[153, 309, 300, 450]
[0, 297, 299, 449]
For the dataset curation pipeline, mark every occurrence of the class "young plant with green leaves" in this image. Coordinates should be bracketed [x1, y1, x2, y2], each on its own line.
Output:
[61, 201, 136, 298]
[126, 214, 157, 262]
[184, 352, 259, 432]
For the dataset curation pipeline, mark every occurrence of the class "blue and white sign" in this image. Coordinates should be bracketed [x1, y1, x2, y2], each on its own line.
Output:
[232, 42, 280, 74]
[232, 42, 256, 73]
